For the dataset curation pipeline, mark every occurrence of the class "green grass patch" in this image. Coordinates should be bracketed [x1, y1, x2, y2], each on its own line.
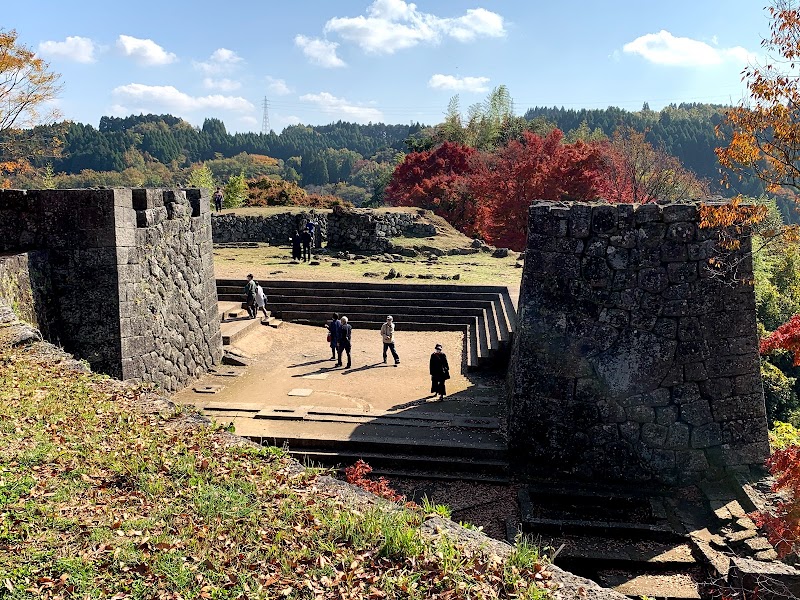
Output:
[0, 342, 551, 598]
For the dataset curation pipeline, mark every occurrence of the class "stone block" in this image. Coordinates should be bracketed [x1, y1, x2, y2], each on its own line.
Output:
[660, 241, 688, 262]
[662, 204, 698, 222]
[569, 204, 592, 238]
[627, 405, 656, 423]
[684, 362, 708, 381]
[666, 221, 696, 243]
[667, 262, 698, 284]
[681, 399, 714, 426]
[691, 423, 723, 448]
[634, 203, 661, 224]
[665, 423, 691, 449]
[641, 423, 668, 447]
[639, 267, 668, 293]
[592, 205, 618, 234]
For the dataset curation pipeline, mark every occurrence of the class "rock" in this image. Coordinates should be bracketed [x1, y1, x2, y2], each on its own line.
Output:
[363, 272, 380, 278]
[452, 274, 460, 280]
[471, 238, 483, 248]
[309, 261, 320, 265]
[331, 262, 341, 267]
[492, 247, 510, 258]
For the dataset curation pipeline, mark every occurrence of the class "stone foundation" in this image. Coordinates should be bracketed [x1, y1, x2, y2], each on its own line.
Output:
[507, 201, 769, 484]
[0, 188, 222, 390]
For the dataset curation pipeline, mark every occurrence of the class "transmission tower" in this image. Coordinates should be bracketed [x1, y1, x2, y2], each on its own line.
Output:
[261, 97, 270, 134]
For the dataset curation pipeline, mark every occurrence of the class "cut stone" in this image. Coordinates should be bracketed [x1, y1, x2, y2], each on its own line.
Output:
[193, 385, 224, 394]
[288, 388, 314, 397]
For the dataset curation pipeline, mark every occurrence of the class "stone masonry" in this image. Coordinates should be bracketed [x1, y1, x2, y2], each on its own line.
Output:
[508, 201, 770, 484]
[0, 188, 222, 391]
[211, 207, 436, 251]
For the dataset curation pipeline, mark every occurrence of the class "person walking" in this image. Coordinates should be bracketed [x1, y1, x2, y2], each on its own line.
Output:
[300, 228, 312, 262]
[244, 274, 258, 319]
[337, 316, 352, 368]
[291, 230, 302, 261]
[429, 343, 450, 400]
[255, 282, 269, 320]
[212, 187, 223, 212]
[380, 315, 400, 365]
[327, 312, 341, 360]
[306, 220, 316, 249]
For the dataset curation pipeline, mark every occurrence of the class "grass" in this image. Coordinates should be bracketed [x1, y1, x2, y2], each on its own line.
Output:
[0, 341, 552, 599]
[213, 244, 523, 287]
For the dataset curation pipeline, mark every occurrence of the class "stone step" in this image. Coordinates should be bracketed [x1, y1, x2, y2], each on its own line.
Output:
[291, 449, 510, 480]
[217, 278, 511, 295]
[541, 535, 697, 569]
[595, 569, 702, 600]
[219, 316, 263, 345]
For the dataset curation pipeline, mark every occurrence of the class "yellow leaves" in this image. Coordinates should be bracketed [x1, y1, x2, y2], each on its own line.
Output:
[699, 196, 768, 230]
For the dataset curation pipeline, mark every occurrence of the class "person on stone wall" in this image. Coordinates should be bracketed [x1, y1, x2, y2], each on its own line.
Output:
[291, 230, 302, 261]
[327, 312, 341, 360]
[213, 187, 223, 212]
[429, 343, 449, 400]
[380, 315, 400, 365]
[337, 316, 352, 368]
[255, 282, 269, 320]
[244, 274, 257, 319]
[300, 228, 312, 262]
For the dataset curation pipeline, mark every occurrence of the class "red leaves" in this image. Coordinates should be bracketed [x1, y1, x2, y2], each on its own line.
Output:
[754, 443, 800, 557]
[344, 460, 406, 503]
[760, 314, 800, 365]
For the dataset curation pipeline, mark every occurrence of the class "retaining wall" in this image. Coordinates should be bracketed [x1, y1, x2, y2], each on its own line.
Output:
[0, 188, 222, 390]
[211, 207, 436, 251]
[507, 201, 770, 484]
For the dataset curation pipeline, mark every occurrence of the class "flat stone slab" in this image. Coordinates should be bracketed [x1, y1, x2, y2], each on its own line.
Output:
[302, 373, 330, 380]
[288, 388, 314, 397]
[205, 402, 262, 412]
[210, 368, 244, 377]
[193, 385, 224, 394]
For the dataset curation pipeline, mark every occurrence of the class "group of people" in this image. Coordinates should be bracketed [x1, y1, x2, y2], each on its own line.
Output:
[325, 314, 451, 400]
[291, 221, 316, 261]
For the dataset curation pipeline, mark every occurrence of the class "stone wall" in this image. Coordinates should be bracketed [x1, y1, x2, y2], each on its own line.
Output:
[326, 206, 436, 251]
[211, 210, 328, 245]
[508, 201, 769, 484]
[0, 251, 52, 336]
[210, 207, 436, 251]
[0, 188, 222, 390]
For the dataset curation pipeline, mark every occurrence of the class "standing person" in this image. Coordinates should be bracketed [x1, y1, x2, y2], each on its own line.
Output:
[255, 282, 269, 320]
[306, 221, 316, 249]
[429, 343, 450, 400]
[291, 230, 302, 261]
[380, 315, 400, 365]
[300, 228, 312, 262]
[243, 274, 257, 319]
[327, 312, 341, 360]
[337, 316, 352, 368]
[212, 187, 223, 212]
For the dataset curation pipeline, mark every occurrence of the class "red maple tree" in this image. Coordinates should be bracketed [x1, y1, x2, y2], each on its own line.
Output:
[384, 142, 480, 235]
[468, 130, 618, 249]
[760, 314, 800, 365]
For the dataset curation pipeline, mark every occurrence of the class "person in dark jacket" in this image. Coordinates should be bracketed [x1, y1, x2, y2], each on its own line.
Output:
[429, 343, 449, 400]
[291, 230, 302, 260]
[243, 274, 257, 319]
[337, 316, 352, 368]
[327, 312, 341, 360]
[300, 229, 312, 262]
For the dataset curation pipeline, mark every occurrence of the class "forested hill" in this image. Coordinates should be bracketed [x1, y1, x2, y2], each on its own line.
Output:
[50, 115, 422, 175]
[524, 103, 763, 197]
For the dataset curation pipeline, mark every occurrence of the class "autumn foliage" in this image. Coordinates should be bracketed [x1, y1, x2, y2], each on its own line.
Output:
[755, 443, 800, 558]
[344, 460, 406, 503]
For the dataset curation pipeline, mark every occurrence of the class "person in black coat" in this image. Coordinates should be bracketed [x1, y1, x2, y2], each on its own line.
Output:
[337, 316, 352, 368]
[300, 229, 312, 262]
[291, 230, 302, 260]
[327, 312, 341, 360]
[429, 343, 449, 400]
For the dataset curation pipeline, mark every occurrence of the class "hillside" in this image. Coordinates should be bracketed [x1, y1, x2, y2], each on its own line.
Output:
[0, 303, 620, 600]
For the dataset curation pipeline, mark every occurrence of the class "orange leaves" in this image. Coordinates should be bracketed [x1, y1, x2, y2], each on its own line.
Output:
[699, 196, 768, 231]
[344, 459, 406, 503]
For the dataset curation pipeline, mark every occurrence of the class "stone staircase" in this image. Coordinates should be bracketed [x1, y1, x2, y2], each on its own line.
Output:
[216, 279, 517, 370]
[217, 300, 281, 346]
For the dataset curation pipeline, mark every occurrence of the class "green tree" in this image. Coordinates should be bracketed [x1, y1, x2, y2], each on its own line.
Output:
[223, 170, 247, 208]
[185, 163, 216, 191]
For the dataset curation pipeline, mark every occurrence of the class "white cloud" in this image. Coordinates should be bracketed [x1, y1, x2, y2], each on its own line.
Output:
[321, 0, 505, 55]
[117, 35, 177, 66]
[202, 77, 242, 92]
[109, 103, 129, 116]
[239, 115, 259, 129]
[266, 76, 292, 96]
[428, 73, 490, 93]
[622, 30, 754, 67]
[194, 48, 244, 75]
[112, 83, 254, 113]
[38, 36, 98, 63]
[294, 35, 346, 68]
[299, 91, 383, 122]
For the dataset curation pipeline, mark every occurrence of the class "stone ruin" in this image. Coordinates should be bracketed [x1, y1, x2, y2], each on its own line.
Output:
[508, 201, 770, 484]
[0, 188, 222, 391]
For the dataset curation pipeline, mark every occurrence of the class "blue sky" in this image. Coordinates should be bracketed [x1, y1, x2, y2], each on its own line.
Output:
[6, 0, 768, 133]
